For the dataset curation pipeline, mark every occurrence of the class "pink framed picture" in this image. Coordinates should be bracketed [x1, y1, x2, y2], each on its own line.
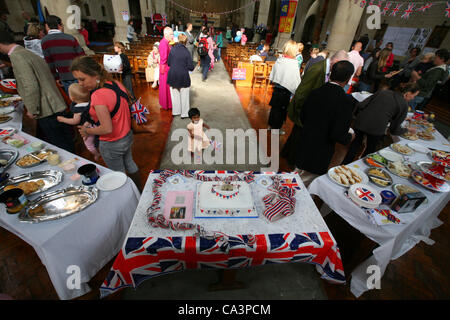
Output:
[163, 191, 194, 222]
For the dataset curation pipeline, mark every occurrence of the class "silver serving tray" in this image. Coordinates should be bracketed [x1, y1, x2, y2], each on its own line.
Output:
[19, 185, 99, 223]
[0, 115, 12, 124]
[0, 170, 63, 196]
[0, 148, 19, 173]
[366, 168, 393, 187]
[15, 149, 57, 169]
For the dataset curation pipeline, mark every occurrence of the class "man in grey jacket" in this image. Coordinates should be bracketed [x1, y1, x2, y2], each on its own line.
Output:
[185, 23, 195, 60]
[0, 32, 75, 153]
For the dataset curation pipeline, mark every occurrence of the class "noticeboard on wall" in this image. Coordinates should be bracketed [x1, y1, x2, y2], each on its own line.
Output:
[382, 26, 432, 57]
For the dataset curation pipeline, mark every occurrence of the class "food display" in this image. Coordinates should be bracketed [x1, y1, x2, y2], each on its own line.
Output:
[0, 100, 12, 108]
[387, 161, 412, 178]
[401, 131, 419, 141]
[391, 143, 414, 156]
[365, 153, 388, 167]
[329, 165, 367, 187]
[407, 142, 429, 154]
[417, 131, 435, 141]
[367, 168, 393, 187]
[195, 181, 258, 218]
[16, 154, 41, 167]
[393, 184, 420, 195]
[0, 115, 12, 124]
[379, 149, 404, 162]
[411, 171, 450, 193]
[391, 183, 427, 213]
[417, 161, 450, 181]
[429, 150, 450, 167]
[3, 180, 45, 195]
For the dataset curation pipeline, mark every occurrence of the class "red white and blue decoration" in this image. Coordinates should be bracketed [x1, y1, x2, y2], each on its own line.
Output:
[446, 1, 450, 17]
[263, 177, 296, 222]
[355, 1, 449, 18]
[0, 79, 16, 90]
[100, 232, 345, 297]
[401, 3, 415, 19]
[382, 2, 392, 15]
[417, 2, 434, 11]
[130, 98, 150, 125]
[390, 3, 403, 16]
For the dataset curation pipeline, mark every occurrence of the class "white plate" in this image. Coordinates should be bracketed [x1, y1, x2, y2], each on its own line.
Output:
[96, 171, 127, 191]
[328, 166, 369, 188]
[0, 106, 15, 114]
[407, 142, 430, 154]
[348, 183, 382, 209]
[379, 149, 404, 162]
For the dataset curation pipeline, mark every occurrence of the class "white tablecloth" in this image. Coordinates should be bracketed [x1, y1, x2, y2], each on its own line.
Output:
[0, 100, 24, 131]
[0, 132, 141, 300]
[308, 127, 450, 297]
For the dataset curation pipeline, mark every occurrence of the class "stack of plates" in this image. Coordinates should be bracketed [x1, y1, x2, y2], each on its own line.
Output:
[348, 183, 382, 209]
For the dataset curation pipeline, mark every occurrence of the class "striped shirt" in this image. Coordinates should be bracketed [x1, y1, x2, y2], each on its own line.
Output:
[41, 30, 85, 81]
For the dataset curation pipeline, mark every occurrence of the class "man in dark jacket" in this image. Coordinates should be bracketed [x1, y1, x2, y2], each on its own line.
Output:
[295, 61, 356, 185]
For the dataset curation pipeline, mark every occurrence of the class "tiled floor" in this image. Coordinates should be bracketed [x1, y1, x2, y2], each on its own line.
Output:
[1, 65, 449, 300]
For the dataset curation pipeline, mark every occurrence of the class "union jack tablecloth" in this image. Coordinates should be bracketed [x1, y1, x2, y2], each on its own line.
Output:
[100, 171, 345, 297]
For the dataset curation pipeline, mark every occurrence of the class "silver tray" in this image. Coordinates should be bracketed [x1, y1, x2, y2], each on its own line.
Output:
[366, 168, 393, 187]
[0, 115, 12, 124]
[0, 170, 63, 196]
[15, 149, 57, 169]
[0, 148, 19, 173]
[19, 185, 99, 223]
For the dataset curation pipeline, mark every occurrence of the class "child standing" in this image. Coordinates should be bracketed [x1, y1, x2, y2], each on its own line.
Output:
[114, 42, 135, 100]
[57, 83, 101, 161]
[147, 42, 160, 88]
[187, 108, 210, 154]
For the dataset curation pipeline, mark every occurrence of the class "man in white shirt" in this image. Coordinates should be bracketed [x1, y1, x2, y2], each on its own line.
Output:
[346, 41, 364, 92]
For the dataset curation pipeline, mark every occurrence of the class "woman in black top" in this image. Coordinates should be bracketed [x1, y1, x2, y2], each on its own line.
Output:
[358, 48, 394, 92]
[114, 42, 135, 100]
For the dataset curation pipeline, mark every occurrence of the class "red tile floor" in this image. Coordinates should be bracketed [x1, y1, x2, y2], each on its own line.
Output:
[1, 75, 449, 300]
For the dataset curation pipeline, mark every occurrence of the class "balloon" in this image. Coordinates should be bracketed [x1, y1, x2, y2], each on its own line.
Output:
[235, 36, 241, 42]
[236, 31, 242, 36]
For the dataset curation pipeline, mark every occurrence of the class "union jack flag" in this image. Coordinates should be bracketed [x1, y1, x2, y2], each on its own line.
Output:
[390, 3, 402, 16]
[360, 0, 367, 8]
[100, 232, 345, 297]
[281, 178, 301, 190]
[381, 2, 392, 15]
[446, 2, 450, 18]
[130, 98, 149, 124]
[414, 171, 448, 192]
[0, 79, 16, 90]
[417, 2, 433, 12]
[356, 187, 375, 202]
[401, 3, 415, 19]
[0, 128, 15, 138]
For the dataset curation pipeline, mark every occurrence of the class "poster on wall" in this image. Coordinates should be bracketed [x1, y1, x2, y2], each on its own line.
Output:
[382, 26, 432, 56]
[278, 0, 298, 33]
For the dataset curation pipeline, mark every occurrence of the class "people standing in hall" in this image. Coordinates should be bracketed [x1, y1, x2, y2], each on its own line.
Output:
[147, 42, 160, 88]
[343, 83, 420, 164]
[384, 42, 395, 72]
[214, 31, 223, 62]
[296, 42, 304, 71]
[346, 41, 364, 92]
[195, 25, 207, 71]
[114, 42, 135, 100]
[198, 28, 211, 82]
[0, 11, 13, 34]
[78, 22, 90, 47]
[282, 50, 350, 166]
[167, 33, 195, 119]
[268, 40, 301, 134]
[207, 31, 216, 70]
[357, 48, 394, 93]
[127, 20, 137, 43]
[185, 23, 195, 60]
[70, 56, 142, 191]
[159, 27, 174, 110]
[295, 61, 356, 186]
[23, 23, 46, 59]
[41, 15, 85, 94]
[302, 46, 321, 75]
[0, 32, 75, 153]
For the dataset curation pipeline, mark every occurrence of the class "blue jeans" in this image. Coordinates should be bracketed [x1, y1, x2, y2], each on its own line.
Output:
[357, 81, 372, 93]
[409, 96, 425, 112]
[200, 55, 211, 80]
[61, 79, 78, 95]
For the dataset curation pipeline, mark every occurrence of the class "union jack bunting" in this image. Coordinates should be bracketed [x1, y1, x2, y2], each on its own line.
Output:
[446, 2, 450, 17]
[100, 232, 345, 297]
[401, 3, 415, 19]
[360, 0, 367, 8]
[130, 98, 149, 124]
[377, 0, 383, 7]
[381, 1, 392, 15]
[390, 3, 402, 16]
[0, 79, 16, 89]
[417, 2, 433, 12]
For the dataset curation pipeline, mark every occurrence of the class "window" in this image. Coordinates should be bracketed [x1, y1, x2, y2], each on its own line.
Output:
[84, 3, 90, 16]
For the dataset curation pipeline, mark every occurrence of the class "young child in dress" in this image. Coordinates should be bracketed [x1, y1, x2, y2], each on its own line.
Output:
[146, 42, 160, 88]
[57, 83, 101, 161]
[187, 108, 210, 156]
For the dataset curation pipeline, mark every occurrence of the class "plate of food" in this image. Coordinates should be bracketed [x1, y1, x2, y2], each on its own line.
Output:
[366, 168, 393, 187]
[417, 131, 435, 141]
[411, 171, 450, 193]
[387, 160, 412, 178]
[365, 153, 388, 168]
[428, 150, 450, 167]
[0, 170, 63, 196]
[407, 142, 429, 154]
[379, 149, 404, 162]
[0, 115, 12, 124]
[0, 149, 19, 172]
[15, 149, 57, 168]
[417, 161, 450, 181]
[391, 143, 414, 156]
[328, 165, 368, 187]
[401, 131, 419, 141]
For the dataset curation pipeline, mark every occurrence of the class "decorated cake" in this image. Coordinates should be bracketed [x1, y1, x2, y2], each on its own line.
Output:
[195, 181, 258, 218]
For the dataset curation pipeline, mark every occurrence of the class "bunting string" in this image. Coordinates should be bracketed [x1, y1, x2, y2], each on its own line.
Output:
[167, 0, 260, 16]
[354, 0, 449, 18]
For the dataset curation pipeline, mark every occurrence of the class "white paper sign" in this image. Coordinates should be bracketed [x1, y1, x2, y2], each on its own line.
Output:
[103, 55, 123, 73]
[121, 11, 129, 21]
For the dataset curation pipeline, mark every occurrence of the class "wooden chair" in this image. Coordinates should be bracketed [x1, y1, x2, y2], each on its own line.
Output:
[134, 56, 147, 82]
[265, 61, 275, 88]
[252, 62, 267, 88]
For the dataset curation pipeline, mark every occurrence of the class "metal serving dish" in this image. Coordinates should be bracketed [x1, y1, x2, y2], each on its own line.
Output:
[366, 167, 393, 187]
[0, 170, 63, 196]
[15, 149, 57, 169]
[0, 149, 19, 173]
[19, 185, 99, 223]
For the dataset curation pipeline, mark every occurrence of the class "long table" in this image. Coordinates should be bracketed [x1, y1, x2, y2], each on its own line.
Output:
[308, 124, 450, 297]
[0, 96, 24, 131]
[100, 170, 346, 298]
[0, 132, 141, 299]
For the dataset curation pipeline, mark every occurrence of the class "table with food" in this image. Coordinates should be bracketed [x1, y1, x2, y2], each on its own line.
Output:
[308, 113, 450, 297]
[0, 131, 141, 300]
[99, 170, 346, 298]
[0, 93, 24, 131]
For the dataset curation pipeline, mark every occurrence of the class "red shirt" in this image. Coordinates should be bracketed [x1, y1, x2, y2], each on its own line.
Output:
[79, 28, 89, 46]
[89, 81, 131, 142]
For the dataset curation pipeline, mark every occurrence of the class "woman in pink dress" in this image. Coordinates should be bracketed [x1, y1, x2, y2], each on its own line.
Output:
[207, 35, 216, 71]
[159, 27, 174, 110]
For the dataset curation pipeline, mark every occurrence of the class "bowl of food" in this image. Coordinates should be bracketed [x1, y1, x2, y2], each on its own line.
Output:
[387, 161, 412, 178]
[0, 79, 17, 94]
[366, 168, 393, 187]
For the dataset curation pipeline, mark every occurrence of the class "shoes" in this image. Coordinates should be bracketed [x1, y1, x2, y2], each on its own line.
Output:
[202, 78, 206, 82]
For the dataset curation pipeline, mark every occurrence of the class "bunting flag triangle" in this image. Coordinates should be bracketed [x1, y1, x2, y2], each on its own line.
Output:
[130, 97, 149, 124]
[401, 3, 415, 19]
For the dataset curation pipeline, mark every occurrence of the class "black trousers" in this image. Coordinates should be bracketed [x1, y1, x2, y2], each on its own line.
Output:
[37, 115, 75, 154]
[268, 86, 291, 129]
[343, 129, 384, 165]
